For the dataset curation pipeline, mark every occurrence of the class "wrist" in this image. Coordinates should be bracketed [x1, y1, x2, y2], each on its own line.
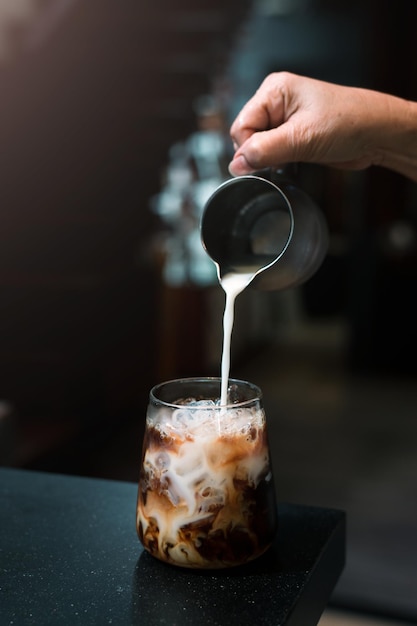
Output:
[372, 95, 417, 181]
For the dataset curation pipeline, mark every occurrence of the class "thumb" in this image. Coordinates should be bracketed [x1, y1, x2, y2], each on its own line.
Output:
[228, 126, 300, 176]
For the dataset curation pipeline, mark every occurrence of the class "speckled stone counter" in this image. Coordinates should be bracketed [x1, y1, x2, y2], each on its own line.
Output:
[0, 468, 345, 625]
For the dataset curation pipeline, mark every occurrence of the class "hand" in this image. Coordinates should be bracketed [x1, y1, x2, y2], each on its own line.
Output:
[229, 72, 417, 182]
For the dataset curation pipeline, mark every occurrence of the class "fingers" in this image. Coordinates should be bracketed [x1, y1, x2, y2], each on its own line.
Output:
[230, 73, 289, 149]
[229, 124, 299, 176]
[229, 72, 303, 175]
[228, 154, 253, 176]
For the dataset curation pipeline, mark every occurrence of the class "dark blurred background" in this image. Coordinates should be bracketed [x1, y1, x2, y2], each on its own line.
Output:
[0, 0, 252, 466]
[1, 0, 417, 623]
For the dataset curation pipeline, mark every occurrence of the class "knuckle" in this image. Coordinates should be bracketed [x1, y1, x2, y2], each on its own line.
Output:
[246, 134, 264, 165]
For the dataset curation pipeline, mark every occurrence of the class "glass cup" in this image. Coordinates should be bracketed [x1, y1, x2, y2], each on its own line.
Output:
[136, 377, 278, 569]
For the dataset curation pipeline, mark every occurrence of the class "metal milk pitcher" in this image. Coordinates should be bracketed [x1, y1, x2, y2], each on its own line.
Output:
[200, 169, 329, 291]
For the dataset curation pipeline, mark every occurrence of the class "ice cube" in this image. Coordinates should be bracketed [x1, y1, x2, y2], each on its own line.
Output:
[155, 452, 170, 469]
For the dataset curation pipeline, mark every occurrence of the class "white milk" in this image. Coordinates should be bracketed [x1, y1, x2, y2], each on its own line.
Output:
[220, 272, 254, 405]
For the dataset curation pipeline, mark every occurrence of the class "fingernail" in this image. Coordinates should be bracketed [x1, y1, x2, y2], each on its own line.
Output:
[228, 154, 252, 176]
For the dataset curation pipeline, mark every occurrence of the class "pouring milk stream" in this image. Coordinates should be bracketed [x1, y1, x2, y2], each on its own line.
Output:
[220, 272, 254, 405]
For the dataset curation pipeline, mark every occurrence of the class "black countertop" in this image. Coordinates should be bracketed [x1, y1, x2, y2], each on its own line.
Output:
[0, 468, 345, 625]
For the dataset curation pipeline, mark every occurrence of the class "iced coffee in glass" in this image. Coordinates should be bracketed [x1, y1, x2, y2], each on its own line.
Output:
[136, 377, 277, 569]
